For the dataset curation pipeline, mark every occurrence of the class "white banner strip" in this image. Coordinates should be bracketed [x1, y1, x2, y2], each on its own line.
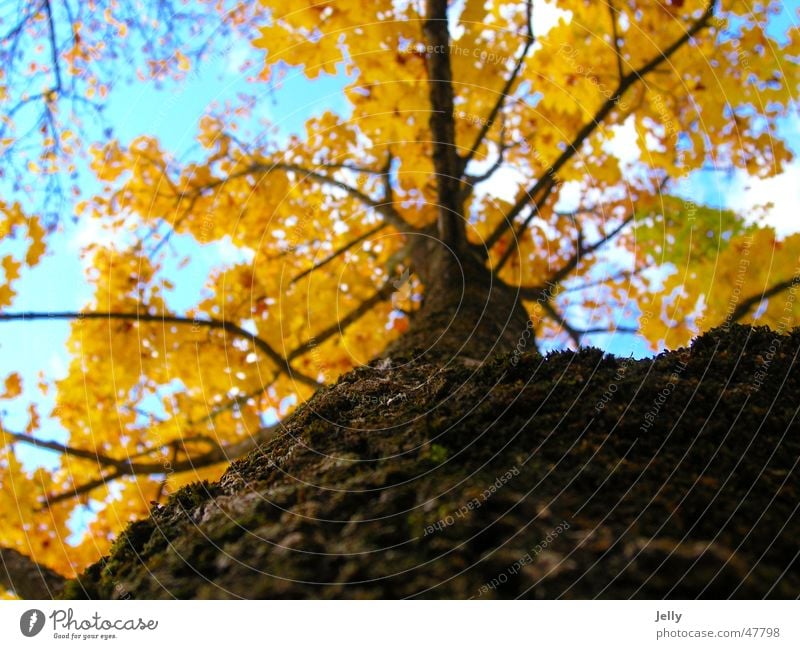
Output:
[1, 600, 797, 648]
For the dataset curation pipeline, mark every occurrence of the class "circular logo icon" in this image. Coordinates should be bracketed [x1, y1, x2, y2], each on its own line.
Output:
[20, 609, 45, 637]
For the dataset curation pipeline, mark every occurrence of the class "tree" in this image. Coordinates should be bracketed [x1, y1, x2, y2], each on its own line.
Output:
[1, 0, 799, 598]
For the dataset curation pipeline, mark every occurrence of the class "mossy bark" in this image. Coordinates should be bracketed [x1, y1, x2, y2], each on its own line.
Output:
[63, 325, 800, 599]
[390, 244, 531, 360]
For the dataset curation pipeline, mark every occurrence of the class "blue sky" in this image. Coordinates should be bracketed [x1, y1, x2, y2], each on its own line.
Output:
[2, 2, 800, 477]
[0, 47, 353, 469]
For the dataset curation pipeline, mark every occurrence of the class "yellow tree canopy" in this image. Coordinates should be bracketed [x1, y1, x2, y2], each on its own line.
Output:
[1, 0, 799, 591]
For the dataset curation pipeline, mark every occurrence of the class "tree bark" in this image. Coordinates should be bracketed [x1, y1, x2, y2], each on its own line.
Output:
[0, 547, 65, 599]
[422, 0, 465, 251]
[389, 239, 530, 361]
[61, 325, 800, 599]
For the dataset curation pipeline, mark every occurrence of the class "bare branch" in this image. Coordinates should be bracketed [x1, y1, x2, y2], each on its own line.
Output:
[4, 428, 220, 491]
[542, 301, 582, 346]
[0, 311, 322, 388]
[381, 150, 396, 207]
[289, 154, 397, 284]
[608, 0, 625, 82]
[313, 161, 386, 175]
[43, 0, 63, 93]
[463, 125, 509, 197]
[288, 274, 400, 360]
[291, 223, 388, 285]
[549, 214, 634, 286]
[3, 430, 129, 470]
[45, 470, 123, 506]
[289, 156, 397, 286]
[27, 422, 282, 506]
[542, 301, 636, 345]
[250, 160, 414, 234]
[486, 0, 716, 250]
[730, 275, 800, 324]
[492, 177, 559, 273]
[188, 388, 267, 428]
[560, 268, 639, 294]
[460, 0, 534, 173]
[0, 546, 65, 599]
[515, 215, 635, 301]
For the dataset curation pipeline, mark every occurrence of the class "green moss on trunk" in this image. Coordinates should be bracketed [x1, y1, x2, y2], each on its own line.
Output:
[64, 326, 800, 599]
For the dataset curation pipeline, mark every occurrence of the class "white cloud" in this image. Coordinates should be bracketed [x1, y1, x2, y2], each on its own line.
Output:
[47, 352, 68, 380]
[533, 1, 569, 38]
[723, 160, 800, 237]
[216, 236, 254, 264]
[473, 165, 527, 203]
[553, 180, 582, 213]
[605, 116, 641, 168]
[70, 215, 124, 253]
[225, 45, 252, 75]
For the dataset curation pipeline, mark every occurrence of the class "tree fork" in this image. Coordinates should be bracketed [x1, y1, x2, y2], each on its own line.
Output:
[389, 240, 531, 361]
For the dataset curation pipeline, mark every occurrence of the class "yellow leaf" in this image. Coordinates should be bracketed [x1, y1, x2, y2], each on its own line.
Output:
[26, 218, 46, 266]
[2, 255, 21, 282]
[175, 50, 190, 72]
[26, 403, 40, 434]
[1, 373, 22, 399]
[0, 283, 14, 307]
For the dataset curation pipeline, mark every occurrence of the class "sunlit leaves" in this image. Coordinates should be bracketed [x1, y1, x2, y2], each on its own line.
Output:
[1, 373, 23, 399]
[1, 0, 799, 588]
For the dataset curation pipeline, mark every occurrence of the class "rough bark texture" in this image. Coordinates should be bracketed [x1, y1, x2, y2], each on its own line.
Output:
[390, 243, 531, 361]
[422, 0, 465, 249]
[62, 325, 800, 599]
[1, 547, 66, 599]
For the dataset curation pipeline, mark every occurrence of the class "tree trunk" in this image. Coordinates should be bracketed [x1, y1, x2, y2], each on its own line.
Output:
[388, 241, 531, 361]
[62, 325, 800, 599]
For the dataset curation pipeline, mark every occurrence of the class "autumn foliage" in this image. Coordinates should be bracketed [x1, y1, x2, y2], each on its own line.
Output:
[0, 0, 798, 593]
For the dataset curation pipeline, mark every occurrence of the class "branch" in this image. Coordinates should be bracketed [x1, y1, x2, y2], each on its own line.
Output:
[492, 177, 559, 273]
[185, 159, 414, 234]
[516, 215, 635, 302]
[0, 311, 322, 388]
[552, 214, 634, 286]
[512, 213, 633, 297]
[423, 0, 466, 249]
[188, 388, 267, 428]
[290, 222, 388, 285]
[290, 155, 395, 284]
[486, 0, 716, 250]
[3, 430, 129, 470]
[43, 0, 63, 93]
[541, 301, 636, 345]
[541, 301, 582, 346]
[19, 423, 282, 506]
[381, 150, 396, 208]
[568, 214, 633, 282]
[45, 471, 123, 506]
[560, 268, 639, 294]
[269, 161, 414, 234]
[729, 275, 800, 324]
[270, 161, 387, 215]
[4, 427, 219, 491]
[608, 0, 625, 82]
[46, 431, 212, 505]
[288, 275, 400, 360]
[463, 125, 509, 197]
[460, 0, 534, 172]
[313, 161, 386, 175]
[0, 546, 65, 599]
